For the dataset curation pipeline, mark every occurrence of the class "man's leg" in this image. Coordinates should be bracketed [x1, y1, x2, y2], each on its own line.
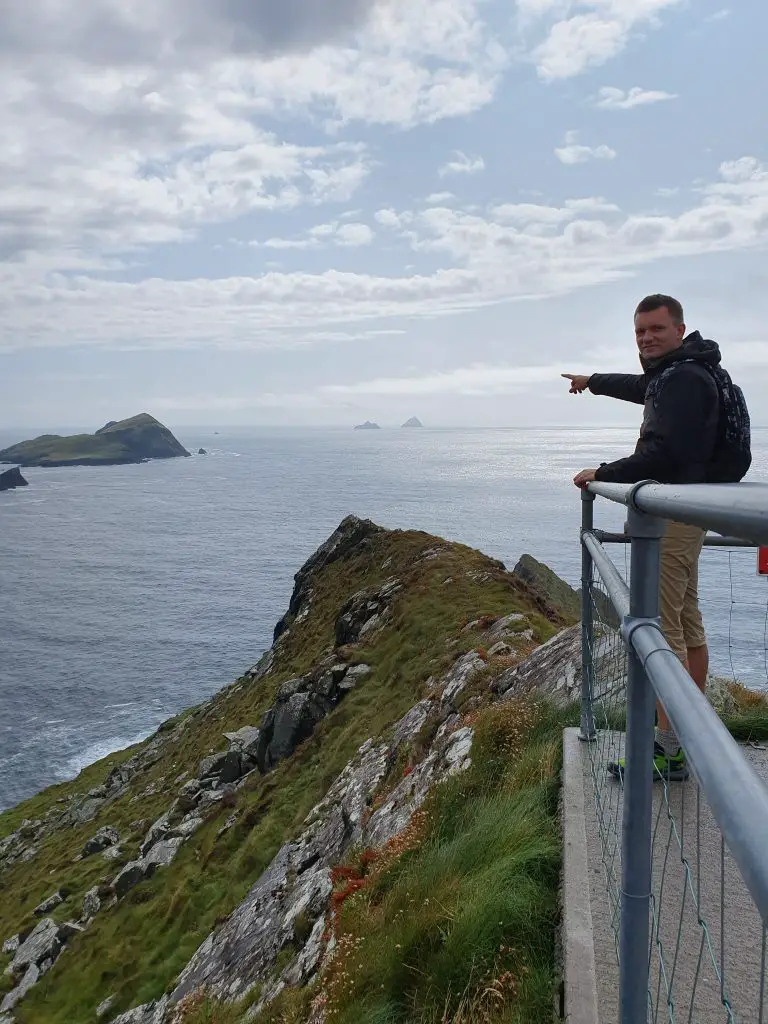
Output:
[657, 523, 707, 748]
[686, 644, 709, 690]
[656, 644, 708, 731]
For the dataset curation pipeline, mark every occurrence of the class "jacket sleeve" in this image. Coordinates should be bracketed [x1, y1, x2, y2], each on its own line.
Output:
[594, 368, 718, 484]
[588, 372, 646, 405]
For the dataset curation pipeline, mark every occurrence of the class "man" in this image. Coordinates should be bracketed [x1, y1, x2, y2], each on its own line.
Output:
[564, 293, 751, 781]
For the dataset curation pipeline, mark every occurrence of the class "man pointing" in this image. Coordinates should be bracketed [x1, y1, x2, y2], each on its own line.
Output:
[564, 293, 751, 781]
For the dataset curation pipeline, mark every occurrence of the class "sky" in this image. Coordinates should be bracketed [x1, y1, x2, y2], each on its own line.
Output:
[1, 0, 766, 431]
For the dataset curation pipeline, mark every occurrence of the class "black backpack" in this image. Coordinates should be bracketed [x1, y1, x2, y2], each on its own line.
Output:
[650, 359, 751, 482]
[704, 362, 752, 483]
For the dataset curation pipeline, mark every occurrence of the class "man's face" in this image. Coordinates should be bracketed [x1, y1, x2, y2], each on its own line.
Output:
[634, 305, 685, 361]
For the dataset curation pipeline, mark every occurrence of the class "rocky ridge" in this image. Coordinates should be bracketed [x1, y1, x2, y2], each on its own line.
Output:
[0, 518, 580, 1023]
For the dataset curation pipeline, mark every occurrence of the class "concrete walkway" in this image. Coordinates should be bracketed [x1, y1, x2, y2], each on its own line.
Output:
[563, 728, 768, 1024]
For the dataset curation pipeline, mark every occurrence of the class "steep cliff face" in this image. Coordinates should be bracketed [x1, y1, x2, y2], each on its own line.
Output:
[0, 518, 581, 1024]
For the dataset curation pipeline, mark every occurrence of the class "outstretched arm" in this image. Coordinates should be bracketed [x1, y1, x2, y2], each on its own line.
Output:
[587, 372, 646, 405]
[562, 372, 645, 403]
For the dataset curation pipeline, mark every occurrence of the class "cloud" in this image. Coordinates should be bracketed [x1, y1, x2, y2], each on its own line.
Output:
[322, 361, 561, 395]
[439, 151, 486, 177]
[0, 0, 380, 64]
[3, 156, 766, 354]
[426, 192, 456, 204]
[705, 8, 731, 22]
[595, 85, 677, 110]
[336, 223, 375, 246]
[0, 0, 504, 268]
[262, 221, 374, 249]
[555, 131, 617, 164]
[531, 0, 681, 80]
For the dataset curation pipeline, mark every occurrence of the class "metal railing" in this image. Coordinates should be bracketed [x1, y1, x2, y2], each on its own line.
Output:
[580, 480, 768, 1024]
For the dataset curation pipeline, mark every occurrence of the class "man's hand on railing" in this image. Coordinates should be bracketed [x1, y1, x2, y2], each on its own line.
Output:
[574, 468, 598, 488]
[562, 373, 592, 394]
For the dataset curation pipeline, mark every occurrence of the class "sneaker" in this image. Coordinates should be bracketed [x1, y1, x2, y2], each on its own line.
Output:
[607, 742, 689, 782]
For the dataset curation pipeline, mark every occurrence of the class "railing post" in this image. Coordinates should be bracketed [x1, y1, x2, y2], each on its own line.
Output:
[580, 489, 597, 742]
[619, 504, 664, 1024]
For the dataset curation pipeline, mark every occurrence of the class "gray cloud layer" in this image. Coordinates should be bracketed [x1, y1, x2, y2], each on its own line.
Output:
[0, 0, 380, 63]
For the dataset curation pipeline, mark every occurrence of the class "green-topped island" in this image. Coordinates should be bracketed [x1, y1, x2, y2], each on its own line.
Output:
[0, 413, 190, 468]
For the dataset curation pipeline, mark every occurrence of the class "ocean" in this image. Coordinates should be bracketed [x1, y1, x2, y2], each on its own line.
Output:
[1, 425, 766, 813]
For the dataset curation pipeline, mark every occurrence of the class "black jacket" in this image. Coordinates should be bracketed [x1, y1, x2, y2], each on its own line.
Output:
[589, 332, 721, 484]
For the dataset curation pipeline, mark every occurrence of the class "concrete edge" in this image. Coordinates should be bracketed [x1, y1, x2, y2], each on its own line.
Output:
[562, 727, 600, 1024]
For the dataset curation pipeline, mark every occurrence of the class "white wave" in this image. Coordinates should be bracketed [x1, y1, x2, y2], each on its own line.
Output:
[55, 731, 150, 782]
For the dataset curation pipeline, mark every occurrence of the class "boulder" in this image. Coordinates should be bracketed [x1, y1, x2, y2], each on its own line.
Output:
[142, 838, 184, 869]
[197, 751, 228, 780]
[256, 693, 328, 773]
[81, 887, 101, 921]
[10, 918, 61, 974]
[171, 816, 204, 839]
[1, 962, 39, 1013]
[177, 779, 202, 812]
[335, 579, 402, 646]
[33, 890, 66, 916]
[223, 726, 261, 759]
[140, 812, 172, 856]
[83, 826, 120, 857]
[96, 994, 116, 1018]
[67, 797, 106, 825]
[102, 846, 123, 862]
[218, 750, 243, 785]
[487, 613, 526, 638]
[110, 996, 169, 1024]
[0, 467, 28, 492]
[2, 935, 20, 955]
[440, 652, 485, 706]
[197, 448, 207, 455]
[57, 921, 86, 941]
[113, 861, 152, 899]
[487, 641, 514, 657]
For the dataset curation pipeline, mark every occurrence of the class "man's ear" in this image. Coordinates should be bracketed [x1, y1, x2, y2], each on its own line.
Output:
[678, 322, 686, 340]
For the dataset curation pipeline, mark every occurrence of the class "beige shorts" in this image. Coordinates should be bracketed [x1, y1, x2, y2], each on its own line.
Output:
[660, 520, 707, 662]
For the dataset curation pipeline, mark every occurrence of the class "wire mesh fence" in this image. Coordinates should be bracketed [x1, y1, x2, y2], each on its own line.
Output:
[583, 535, 768, 1023]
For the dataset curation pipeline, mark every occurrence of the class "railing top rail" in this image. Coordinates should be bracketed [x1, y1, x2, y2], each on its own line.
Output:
[586, 480, 768, 546]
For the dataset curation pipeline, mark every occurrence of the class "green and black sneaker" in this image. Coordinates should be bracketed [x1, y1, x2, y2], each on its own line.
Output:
[607, 742, 689, 782]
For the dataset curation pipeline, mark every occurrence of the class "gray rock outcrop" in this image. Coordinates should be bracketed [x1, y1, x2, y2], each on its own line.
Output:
[9, 918, 61, 974]
[33, 889, 66, 916]
[273, 516, 383, 642]
[335, 578, 402, 646]
[83, 826, 120, 857]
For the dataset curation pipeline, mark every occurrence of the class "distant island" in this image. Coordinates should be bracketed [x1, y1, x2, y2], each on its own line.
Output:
[0, 414, 190, 468]
[354, 421, 381, 430]
[402, 417, 424, 428]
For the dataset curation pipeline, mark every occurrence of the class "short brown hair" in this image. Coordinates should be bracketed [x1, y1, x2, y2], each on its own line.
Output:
[635, 293, 684, 325]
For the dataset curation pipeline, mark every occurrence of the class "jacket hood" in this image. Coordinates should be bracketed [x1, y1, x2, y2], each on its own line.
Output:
[641, 330, 722, 372]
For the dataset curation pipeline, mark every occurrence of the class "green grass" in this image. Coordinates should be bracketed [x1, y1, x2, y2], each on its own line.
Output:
[2, 528, 569, 1023]
[317, 699, 573, 1024]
